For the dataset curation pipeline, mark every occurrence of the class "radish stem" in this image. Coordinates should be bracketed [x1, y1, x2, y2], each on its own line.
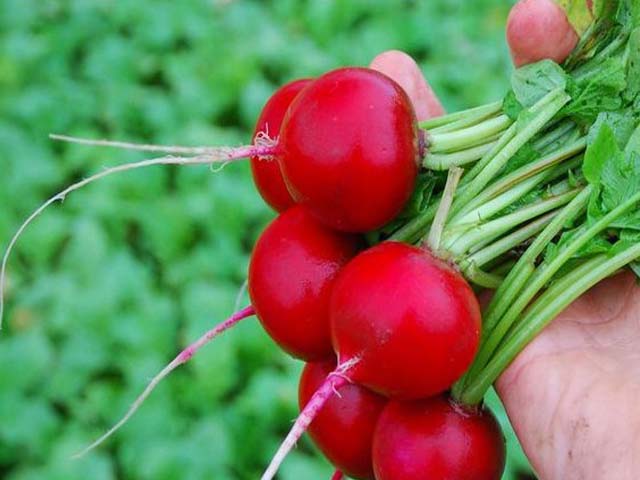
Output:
[461, 242, 640, 405]
[425, 167, 463, 254]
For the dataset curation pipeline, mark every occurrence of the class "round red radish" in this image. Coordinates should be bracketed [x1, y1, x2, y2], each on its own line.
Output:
[278, 67, 420, 233]
[248, 206, 360, 361]
[299, 359, 386, 480]
[251, 78, 313, 212]
[372, 396, 506, 480]
[330, 241, 481, 399]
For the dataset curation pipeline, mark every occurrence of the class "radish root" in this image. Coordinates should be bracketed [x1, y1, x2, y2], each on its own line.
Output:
[260, 360, 358, 480]
[331, 471, 345, 480]
[71, 305, 255, 459]
[0, 133, 276, 329]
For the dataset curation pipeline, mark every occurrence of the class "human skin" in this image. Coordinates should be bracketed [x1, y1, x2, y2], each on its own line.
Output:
[369, 1, 640, 479]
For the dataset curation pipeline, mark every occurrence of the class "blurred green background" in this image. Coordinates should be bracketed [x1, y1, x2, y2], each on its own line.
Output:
[0, 1, 535, 479]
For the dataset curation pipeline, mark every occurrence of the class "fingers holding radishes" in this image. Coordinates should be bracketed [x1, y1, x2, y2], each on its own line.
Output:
[506, 0, 583, 67]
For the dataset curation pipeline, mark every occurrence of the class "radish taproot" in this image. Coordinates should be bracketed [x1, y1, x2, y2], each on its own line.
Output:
[251, 78, 312, 212]
[372, 396, 506, 480]
[299, 359, 386, 480]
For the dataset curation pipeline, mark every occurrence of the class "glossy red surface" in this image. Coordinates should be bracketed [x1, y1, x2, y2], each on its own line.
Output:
[372, 396, 506, 480]
[330, 242, 481, 399]
[299, 360, 387, 480]
[251, 78, 312, 212]
[279, 67, 419, 233]
[248, 206, 360, 360]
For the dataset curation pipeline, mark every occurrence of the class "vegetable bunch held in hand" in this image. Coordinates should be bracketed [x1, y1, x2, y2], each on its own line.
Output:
[2, 0, 640, 479]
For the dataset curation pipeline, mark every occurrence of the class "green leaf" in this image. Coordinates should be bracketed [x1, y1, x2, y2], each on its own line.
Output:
[600, 151, 640, 216]
[584, 122, 621, 184]
[501, 142, 540, 176]
[624, 28, 640, 102]
[511, 60, 568, 108]
[555, 0, 595, 35]
[625, 123, 640, 155]
[503, 90, 523, 120]
[544, 226, 612, 264]
[587, 110, 638, 149]
[564, 58, 626, 123]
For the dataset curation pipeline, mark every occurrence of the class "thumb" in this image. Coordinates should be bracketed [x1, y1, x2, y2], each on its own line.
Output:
[506, 0, 584, 67]
[369, 50, 445, 122]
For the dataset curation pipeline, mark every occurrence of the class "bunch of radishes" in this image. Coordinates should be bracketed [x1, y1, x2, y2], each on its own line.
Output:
[246, 68, 507, 480]
[2, 1, 640, 479]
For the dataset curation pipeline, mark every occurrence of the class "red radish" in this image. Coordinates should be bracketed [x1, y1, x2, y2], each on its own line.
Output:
[299, 360, 386, 480]
[249, 206, 360, 361]
[261, 241, 480, 480]
[251, 78, 312, 212]
[330, 472, 345, 480]
[279, 67, 420, 232]
[372, 396, 506, 480]
[331, 241, 481, 399]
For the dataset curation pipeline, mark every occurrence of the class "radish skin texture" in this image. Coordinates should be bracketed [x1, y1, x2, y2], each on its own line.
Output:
[507, 0, 579, 67]
[248, 206, 360, 361]
[372, 397, 506, 480]
[299, 360, 387, 480]
[279, 67, 420, 233]
[330, 242, 481, 399]
[251, 78, 312, 212]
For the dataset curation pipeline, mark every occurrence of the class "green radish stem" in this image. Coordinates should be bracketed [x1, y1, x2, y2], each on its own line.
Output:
[425, 167, 464, 254]
[429, 105, 503, 134]
[460, 242, 640, 405]
[459, 210, 558, 272]
[450, 89, 571, 216]
[453, 138, 586, 221]
[393, 89, 571, 243]
[71, 305, 255, 458]
[473, 190, 640, 371]
[428, 115, 513, 153]
[424, 141, 498, 170]
[463, 264, 505, 289]
[444, 187, 582, 258]
[419, 101, 503, 130]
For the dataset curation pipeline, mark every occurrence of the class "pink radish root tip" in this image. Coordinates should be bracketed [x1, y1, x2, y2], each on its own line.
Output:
[260, 362, 357, 480]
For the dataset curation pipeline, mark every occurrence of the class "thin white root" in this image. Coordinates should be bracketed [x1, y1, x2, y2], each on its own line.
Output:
[71, 305, 255, 459]
[233, 279, 249, 312]
[260, 365, 353, 480]
[49, 134, 249, 155]
[0, 144, 271, 329]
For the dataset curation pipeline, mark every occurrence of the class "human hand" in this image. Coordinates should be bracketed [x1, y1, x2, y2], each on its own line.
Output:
[369, 1, 640, 479]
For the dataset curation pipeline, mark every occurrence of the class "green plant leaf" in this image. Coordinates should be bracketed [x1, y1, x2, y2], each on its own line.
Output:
[511, 60, 569, 108]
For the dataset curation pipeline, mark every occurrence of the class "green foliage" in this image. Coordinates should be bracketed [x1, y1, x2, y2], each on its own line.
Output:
[0, 1, 531, 479]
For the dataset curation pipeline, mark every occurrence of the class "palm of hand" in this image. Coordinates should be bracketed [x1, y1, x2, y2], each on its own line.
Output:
[497, 272, 640, 480]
